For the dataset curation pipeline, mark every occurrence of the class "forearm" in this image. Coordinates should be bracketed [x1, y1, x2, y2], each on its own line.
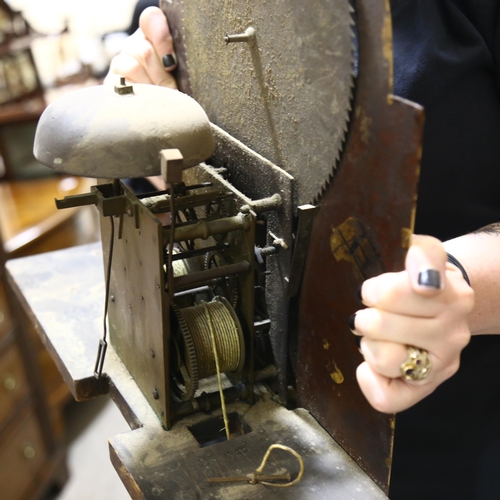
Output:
[443, 223, 500, 335]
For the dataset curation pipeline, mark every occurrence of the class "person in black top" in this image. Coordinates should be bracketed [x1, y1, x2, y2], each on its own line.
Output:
[105, 3, 500, 498]
[386, 2, 500, 498]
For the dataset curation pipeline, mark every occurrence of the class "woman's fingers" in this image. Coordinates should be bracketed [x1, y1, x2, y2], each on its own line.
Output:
[359, 234, 472, 319]
[105, 7, 177, 89]
[106, 51, 154, 85]
[360, 234, 450, 312]
[353, 235, 474, 413]
[405, 234, 447, 296]
[352, 306, 470, 355]
[138, 7, 177, 87]
[359, 338, 412, 379]
[140, 7, 176, 67]
[356, 362, 438, 413]
[360, 271, 441, 317]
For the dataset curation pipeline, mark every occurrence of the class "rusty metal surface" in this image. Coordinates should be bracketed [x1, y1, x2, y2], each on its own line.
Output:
[185, 125, 295, 402]
[295, 0, 423, 492]
[161, 0, 354, 205]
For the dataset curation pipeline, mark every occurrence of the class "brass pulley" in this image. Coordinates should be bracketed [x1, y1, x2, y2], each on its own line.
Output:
[170, 296, 245, 401]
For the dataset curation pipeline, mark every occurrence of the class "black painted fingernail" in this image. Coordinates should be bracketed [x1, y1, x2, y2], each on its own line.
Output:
[162, 53, 176, 68]
[418, 269, 441, 289]
[349, 313, 357, 333]
[354, 334, 361, 349]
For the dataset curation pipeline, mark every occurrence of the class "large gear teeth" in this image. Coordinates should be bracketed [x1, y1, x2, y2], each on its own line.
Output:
[313, 7, 357, 205]
[170, 300, 199, 401]
[312, 1, 357, 204]
[167, 0, 356, 208]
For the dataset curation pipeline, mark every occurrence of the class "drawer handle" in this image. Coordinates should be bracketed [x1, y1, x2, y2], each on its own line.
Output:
[3, 375, 16, 391]
[23, 445, 36, 459]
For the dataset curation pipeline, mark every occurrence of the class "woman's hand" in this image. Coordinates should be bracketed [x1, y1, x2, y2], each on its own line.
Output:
[353, 235, 474, 413]
[104, 6, 177, 88]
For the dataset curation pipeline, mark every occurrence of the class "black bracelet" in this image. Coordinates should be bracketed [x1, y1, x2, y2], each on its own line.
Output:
[446, 253, 471, 287]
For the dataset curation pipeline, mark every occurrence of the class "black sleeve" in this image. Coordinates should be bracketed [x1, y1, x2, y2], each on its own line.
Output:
[391, 0, 500, 241]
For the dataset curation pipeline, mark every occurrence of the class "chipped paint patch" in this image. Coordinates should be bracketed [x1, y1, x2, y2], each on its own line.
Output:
[330, 217, 385, 282]
[382, 0, 394, 92]
[400, 228, 412, 249]
[327, 360, 345, 384]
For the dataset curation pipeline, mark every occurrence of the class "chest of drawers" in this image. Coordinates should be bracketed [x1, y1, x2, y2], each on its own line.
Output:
[0, 235, 68, 500]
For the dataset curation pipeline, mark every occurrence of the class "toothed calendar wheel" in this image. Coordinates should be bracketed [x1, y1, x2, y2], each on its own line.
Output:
[170, 300, 199, 401]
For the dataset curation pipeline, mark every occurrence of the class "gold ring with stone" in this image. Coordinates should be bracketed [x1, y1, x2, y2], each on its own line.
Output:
[400, 346, 431, 381]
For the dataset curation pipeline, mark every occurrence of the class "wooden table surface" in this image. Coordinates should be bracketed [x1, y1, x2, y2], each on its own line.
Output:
[6, 243, 388, 500]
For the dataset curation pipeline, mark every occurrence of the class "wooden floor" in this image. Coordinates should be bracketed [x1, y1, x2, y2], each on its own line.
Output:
[46, 396, 131, 500]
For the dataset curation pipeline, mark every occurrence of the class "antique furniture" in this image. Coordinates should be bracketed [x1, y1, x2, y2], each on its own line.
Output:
[0, 175, 99, 500]
[0, 220, 68, 500]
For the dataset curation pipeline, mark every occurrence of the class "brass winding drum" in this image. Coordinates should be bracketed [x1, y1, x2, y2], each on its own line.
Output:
[170, 296, 245, 401]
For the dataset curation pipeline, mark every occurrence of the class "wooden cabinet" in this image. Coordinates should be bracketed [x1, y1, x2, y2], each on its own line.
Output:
[0, 341, 30, 425]
[0, 175, 100, 499]
[0, 407, 48, 500]
[0, 276, 12, 339]
[0, 234, 67, 500]
[0, 176, 100, 439]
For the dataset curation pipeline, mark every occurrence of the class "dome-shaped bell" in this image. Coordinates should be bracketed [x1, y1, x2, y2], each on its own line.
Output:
[33, 81, 215, 179]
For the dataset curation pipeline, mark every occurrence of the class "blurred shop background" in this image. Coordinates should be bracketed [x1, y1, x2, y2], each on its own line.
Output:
[8, 0, 136, 85]
[0, 1, 151, 499]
